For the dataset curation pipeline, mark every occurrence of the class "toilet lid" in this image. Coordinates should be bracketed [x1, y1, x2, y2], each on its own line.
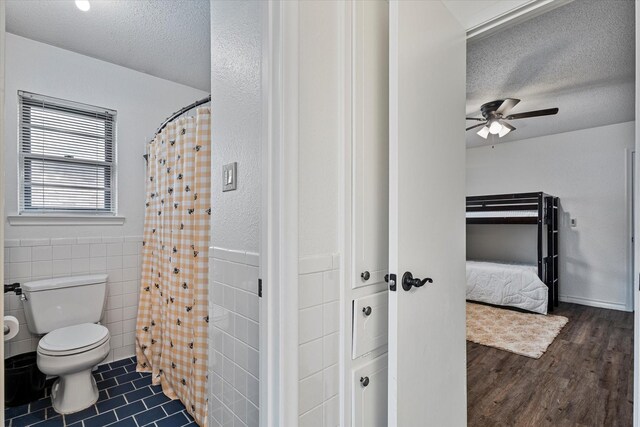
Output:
[39, 323, 110, 356]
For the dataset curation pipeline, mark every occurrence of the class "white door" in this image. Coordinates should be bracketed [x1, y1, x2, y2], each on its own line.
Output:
[388, 1, 467, 425]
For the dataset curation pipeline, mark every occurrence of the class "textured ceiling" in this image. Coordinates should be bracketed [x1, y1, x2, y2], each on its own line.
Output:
[6, 0, 210, 91]
[466, 0, 635, 147]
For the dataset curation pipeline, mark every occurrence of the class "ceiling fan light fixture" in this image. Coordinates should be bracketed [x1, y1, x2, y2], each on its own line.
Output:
[75, 0, 91, 11]
[498, 125, 511, 138]
[477, 126, 490, 139]
[488, 120, 502, 135]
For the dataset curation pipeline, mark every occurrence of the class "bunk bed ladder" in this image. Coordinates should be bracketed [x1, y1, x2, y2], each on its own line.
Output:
[545, 195, 560, 312]
[553, 197, 559, 307]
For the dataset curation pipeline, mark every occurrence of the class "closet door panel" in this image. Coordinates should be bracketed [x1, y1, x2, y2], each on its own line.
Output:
[353, 0, 389, 290]
[352, 290, 388, 359]
[352, 354, 388, 427]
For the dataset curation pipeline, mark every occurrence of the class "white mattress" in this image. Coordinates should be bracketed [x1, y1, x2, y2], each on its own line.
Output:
[466, 210, 537, 218]
[466, 260, 548, 314]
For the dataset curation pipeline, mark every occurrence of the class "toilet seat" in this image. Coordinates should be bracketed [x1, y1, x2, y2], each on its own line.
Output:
[38, 323, 110, 357]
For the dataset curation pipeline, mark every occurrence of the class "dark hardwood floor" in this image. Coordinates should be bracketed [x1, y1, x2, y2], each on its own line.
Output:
[467, 303, 634, 427]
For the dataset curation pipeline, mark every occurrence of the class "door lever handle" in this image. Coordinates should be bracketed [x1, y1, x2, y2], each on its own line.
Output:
[401, 272, 433, 291]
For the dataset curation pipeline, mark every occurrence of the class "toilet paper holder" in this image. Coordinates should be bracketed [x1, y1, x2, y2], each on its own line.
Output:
[4, 282, 22, 295]
[4, 283, 22, 336]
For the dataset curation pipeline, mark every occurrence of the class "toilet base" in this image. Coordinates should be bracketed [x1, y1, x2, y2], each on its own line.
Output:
[50, 370, 99, 414]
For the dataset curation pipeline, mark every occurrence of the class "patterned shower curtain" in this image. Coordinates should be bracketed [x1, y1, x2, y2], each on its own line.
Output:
[136, 107, 211, 426]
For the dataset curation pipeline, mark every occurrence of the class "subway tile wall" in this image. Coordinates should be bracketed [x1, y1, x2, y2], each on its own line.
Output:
[3, 236, 142, 363]
[298, 254, 340, 427]
[208, 247, 260, 427]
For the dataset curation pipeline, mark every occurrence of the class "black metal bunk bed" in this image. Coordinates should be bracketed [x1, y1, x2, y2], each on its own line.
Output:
[466, 192, 559, 312]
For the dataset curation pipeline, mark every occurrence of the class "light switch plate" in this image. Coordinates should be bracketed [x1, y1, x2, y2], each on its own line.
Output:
[223, 162, 237, 192]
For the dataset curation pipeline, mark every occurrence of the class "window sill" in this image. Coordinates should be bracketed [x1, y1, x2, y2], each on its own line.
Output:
[7, 215, 126, 226]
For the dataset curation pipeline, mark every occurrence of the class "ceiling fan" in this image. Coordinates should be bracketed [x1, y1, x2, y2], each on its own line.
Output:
[466, 98, 559, 139]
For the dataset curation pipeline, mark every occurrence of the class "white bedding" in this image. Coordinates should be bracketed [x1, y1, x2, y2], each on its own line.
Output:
[466, 260, 548, 314]
[466, 210, 537, 218]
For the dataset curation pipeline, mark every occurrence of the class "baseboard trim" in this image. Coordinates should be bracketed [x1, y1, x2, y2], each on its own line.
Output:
[559, 295, 630, 312]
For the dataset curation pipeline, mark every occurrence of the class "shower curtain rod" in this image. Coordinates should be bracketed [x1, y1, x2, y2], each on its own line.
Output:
[143, 94, 211, 163]
[155, 94, 211, 135]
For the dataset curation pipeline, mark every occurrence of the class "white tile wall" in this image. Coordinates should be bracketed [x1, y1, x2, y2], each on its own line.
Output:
[3, 235, 142, 364]
[208, 247, 260, 427]
[299, 254, 340, 427]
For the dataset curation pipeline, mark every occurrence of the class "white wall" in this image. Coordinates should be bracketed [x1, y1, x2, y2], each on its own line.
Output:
[209, 248, 260, 427]
[298, 254, 340, 426]
[3, 33, 208, 239]
[298, 1, 340, 259]
[466, 121, 634, 311]
[209, 2, 263, 426]
[210, 0, 262, 255]
[297, 2, 343, 425]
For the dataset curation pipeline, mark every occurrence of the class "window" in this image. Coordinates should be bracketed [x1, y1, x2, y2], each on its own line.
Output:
[19, 91, 116, 214]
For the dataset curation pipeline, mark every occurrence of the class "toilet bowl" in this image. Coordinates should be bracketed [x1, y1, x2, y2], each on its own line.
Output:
[36, 323, 110, 414]
[21, 274, 110, 414]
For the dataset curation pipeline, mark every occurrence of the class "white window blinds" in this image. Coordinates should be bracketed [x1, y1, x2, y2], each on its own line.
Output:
[19, 91, 117, 214]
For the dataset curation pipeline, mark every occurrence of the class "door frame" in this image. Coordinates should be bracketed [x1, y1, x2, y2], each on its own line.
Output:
[260, 1, 300, 426]
[339, 1, 353, 425]
[633, 4, 640, 425]
[260, 1, 640, 426]
[1, 2, 6, 423]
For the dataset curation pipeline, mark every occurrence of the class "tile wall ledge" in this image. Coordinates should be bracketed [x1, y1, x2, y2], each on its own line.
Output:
[210, 246, 260, 267]
[299, 253, 340, 275]
[4, 235, 143, 247]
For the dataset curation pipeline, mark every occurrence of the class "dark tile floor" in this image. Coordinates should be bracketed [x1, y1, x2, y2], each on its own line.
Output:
[5, 357, 196, 427]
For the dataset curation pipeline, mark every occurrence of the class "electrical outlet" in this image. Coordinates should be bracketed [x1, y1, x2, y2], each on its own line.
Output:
[570, 218, 577, 227]
[223, 162, 237, 192]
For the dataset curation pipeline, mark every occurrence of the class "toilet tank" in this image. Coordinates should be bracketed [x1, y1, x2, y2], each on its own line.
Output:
[21, 274, 108, 334]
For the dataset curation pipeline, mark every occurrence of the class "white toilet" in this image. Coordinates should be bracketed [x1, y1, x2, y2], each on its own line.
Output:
[21, 274, 111, 414]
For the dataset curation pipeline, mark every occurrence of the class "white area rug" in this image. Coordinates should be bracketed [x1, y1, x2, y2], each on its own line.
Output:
[466, 302, 569, 359]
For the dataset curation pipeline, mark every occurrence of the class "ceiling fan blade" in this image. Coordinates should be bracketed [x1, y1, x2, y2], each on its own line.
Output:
[466, 117, 485, 121]
[495, 98, 520, 115]
[466, 122, 487, 131]
[506, 108, 559, 120]
[500, 120, 515, 131]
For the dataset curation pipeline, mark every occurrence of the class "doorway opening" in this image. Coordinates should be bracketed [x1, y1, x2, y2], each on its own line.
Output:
[464, 1, 635, 425]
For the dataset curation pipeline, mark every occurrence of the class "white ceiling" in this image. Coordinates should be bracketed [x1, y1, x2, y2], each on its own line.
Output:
[465, 0, 635, 147]
[5, 0, 211, 92]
